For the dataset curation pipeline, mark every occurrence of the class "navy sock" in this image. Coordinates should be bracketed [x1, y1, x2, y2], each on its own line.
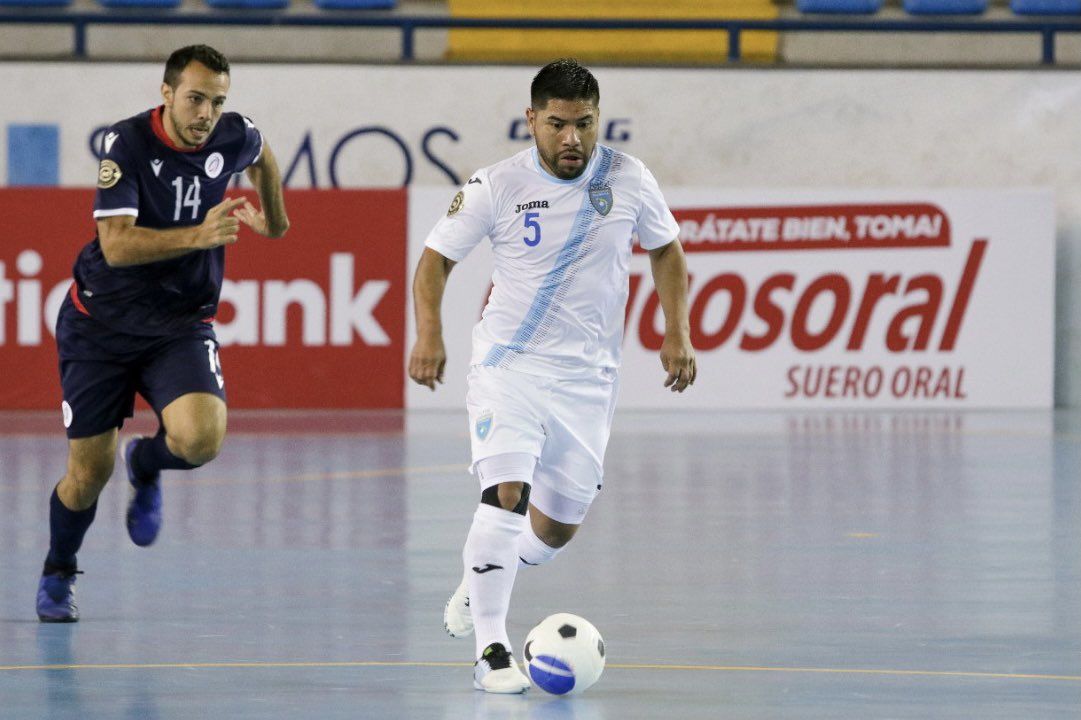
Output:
[131, 430, 199, 482]
[45, 487, 97, 572]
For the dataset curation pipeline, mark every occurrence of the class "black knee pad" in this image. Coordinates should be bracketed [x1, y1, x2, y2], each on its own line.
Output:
[481, 483, 531, 515]
[513, 484, 532, 514]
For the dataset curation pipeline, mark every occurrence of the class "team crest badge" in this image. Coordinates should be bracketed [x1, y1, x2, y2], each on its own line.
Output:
[475, 410, 493, 441]
[97, 159, 122, 189]
[205, 152, 224, 179]
[448, 191, 464, 216]
[589, 185, 613, 216]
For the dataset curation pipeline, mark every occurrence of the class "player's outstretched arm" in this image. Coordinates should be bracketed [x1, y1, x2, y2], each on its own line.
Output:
[409, 247, 457, 391]
[238, 142, 290, 238]
[648, 239, 696, 393]
[97, 197, 247, 267]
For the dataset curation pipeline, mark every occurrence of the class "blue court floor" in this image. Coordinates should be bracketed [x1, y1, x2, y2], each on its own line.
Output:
[0, 408, 1078, 719]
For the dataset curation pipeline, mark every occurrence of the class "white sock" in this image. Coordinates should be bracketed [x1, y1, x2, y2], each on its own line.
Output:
[464, 503, 526, 659]
[517, 524, 563, 568]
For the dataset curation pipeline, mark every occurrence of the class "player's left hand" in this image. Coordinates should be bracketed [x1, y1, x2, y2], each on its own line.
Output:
[233, 199, 272, 236]
[409, 334, 447, 392]
[660, 334, 696, 393]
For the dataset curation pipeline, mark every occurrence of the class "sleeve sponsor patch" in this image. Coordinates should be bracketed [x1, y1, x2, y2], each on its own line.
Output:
[97, 159, 122, 189]
[447, 191, 464, 216]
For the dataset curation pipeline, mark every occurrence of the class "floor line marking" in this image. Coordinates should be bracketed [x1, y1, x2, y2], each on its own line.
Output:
[1, 660, 1077, 682]
[608, 664, 1081, 682]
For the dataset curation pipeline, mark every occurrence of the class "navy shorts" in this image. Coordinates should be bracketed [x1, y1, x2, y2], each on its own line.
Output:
[56, 296, 226, 439]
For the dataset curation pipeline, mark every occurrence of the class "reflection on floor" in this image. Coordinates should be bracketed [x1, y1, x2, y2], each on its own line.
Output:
[1, 409, 1078, 719]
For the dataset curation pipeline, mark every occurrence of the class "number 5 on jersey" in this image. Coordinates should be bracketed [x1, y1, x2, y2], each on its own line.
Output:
[523, 212, 541, 247]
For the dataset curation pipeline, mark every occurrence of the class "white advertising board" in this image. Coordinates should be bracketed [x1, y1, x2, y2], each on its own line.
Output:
[408, 187, 1054, 409]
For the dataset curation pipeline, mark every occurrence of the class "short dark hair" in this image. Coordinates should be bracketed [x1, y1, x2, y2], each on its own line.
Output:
[163, 45, 230, 88]
[530, 59, 599, 110]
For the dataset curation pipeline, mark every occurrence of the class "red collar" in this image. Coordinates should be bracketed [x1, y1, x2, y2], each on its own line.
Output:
[151, 106, 207, 153]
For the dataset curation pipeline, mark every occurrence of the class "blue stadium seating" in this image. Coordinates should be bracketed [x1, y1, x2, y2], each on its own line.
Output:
[313, 0, 396, 9]
[96, 0, 181, 7]
[1010, 0, 1081, 13]
[0, 0, 72, 6]
[797, 0, 884, 12]
[904, 0, 988, 13]
[205, 0, 289, 8]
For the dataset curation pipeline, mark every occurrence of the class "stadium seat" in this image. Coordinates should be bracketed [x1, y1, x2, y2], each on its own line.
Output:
[797, 0, 884, 12]
[96, 0, 181, 7]
[313, 0, 395, 8]
[0, 0, 72, 6]
[1010, 0, 1081, 13]
[903, 0, 988, 13]
[447, 0, 779, 64]
[205, 0, 289, 8]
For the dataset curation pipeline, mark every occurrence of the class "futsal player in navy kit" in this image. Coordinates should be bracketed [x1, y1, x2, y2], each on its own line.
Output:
[36, 45, 290, 622]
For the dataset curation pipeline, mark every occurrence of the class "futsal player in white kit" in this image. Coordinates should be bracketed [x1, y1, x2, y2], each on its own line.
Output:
[408, 59, 696, 693]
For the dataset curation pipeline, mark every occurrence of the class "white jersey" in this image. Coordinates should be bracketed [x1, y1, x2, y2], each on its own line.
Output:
[425, 144, 679, 379]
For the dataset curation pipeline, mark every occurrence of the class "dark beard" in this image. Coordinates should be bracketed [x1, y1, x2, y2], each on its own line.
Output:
[542, 150, 587, 180]
[168, 109, 203, 148]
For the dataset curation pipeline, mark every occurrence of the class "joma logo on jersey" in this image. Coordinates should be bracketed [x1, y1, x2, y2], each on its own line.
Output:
[515, 200, 549, 214]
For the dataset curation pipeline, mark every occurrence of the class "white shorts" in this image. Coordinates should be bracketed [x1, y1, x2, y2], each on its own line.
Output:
[466, 365, 620, 524]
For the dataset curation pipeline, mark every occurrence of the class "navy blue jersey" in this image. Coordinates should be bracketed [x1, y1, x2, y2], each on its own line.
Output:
[72, 106, 262, 336]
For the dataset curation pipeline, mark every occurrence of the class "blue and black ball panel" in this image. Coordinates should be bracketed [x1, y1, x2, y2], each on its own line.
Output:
[527, 654, 576, 695]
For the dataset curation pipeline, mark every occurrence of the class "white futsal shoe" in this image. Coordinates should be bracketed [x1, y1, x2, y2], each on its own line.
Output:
[444, 575, 473, 637]
[473, 642, 530, 694]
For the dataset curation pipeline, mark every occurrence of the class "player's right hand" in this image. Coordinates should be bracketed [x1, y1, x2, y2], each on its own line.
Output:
[409, 336, 447, 391]
[193, 197, 247, 249]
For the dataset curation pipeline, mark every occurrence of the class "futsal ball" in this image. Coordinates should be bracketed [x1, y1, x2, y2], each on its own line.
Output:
[523, 613, 605, 695]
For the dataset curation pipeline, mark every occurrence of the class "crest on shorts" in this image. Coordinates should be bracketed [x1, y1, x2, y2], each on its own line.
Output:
[97, 160, 122, 189]
[589, 184, 613, 216]
[448, 191, 464, 216]
[475, 410, 493, 441]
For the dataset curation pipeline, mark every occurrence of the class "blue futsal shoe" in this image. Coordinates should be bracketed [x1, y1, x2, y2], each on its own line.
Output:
[123, 436, 162, 547]
[37, 568, 81, 623]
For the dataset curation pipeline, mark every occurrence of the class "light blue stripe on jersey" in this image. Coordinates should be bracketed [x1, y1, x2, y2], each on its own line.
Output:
[483, 146, 616, 368]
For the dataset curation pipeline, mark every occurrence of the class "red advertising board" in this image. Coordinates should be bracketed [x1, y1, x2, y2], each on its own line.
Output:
[0, 189, 407, 410]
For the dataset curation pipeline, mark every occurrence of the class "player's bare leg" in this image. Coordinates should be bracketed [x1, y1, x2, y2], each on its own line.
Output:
[161, 392, 227, 465]
[58, 431, 118, 511]
[124, 392, 226, 546]
[520, 504, 578, 565]
[38, 431, 117, 622]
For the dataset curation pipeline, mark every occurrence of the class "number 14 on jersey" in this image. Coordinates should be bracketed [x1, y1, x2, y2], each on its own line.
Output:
[172, 176, 202, 221]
